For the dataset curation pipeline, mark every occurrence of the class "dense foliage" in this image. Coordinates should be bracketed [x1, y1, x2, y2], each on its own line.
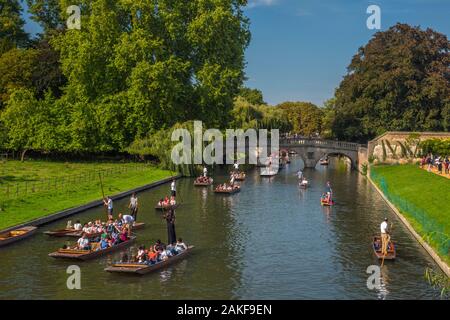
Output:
[420, 138, 450, 156]
[326, 23, 450, 143]
[0, 0, 251, 158]
[277, 101, 324, 136]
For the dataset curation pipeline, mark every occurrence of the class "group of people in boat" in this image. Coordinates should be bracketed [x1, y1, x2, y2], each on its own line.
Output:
[64, 216, 134, 251]
[215, 183, 240, 192]
[133, 238, 188, 265]
[320, 181, 333, 204]
[158, 196, 177, 207]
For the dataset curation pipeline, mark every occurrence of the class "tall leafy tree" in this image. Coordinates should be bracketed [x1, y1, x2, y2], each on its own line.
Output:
[0, 0, 28, 54]
[277, 101, 324, 136]
[328, 23, 449, 142]
[239, 87, 265, 105]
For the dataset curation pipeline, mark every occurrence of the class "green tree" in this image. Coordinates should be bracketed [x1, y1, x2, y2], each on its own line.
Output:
[0, 89, 64, 160]
[329, 23, 449, 142]
[26, 0, 64, 33]
[239, 87, 265, 105]
[0, 48, 37, 108]
[277, 101, 324, 136]
[0, 0, 28, 54]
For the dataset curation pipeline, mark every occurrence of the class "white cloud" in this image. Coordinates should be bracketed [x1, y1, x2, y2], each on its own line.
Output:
[247, 0, 278, 9]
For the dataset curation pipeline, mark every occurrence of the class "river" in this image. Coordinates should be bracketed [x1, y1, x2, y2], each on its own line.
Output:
[0, 157, 443, 299]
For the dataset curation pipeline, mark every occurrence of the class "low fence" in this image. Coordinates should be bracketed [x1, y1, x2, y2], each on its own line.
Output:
[280, 137, 361, 151]
[370, 170, 450, 257]
[0, 164, 151, 199]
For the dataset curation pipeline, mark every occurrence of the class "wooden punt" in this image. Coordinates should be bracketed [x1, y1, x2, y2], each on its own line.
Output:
[104, 246, 195, 275]
[320, 160, 329, 166]
[373, 236, 396, 260]
[299, 182, 308, 189]
[321, 199, 334, 206]
[260, 170, 277, 177]
[0, 226, 37, 247]
[154, 204, 179, 211]
[233, 173, 246, 181]
[44, 228, 76, 237]
[194, 178, 213, 186]
[214, 187, 241, 195]
[48, 236, 136, 261]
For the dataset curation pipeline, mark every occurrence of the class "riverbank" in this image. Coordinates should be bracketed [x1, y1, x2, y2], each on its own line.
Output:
[0, 160, 174, 230]
[370, 164, 450, 275]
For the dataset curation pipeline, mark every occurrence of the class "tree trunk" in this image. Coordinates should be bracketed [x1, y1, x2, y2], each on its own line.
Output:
[20, 149, 28, 162]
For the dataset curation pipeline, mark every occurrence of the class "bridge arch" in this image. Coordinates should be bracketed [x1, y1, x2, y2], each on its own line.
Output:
[279, 138, 361, 169]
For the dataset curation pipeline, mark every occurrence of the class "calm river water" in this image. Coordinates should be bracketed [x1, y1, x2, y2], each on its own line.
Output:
[0, 157, 443, 299]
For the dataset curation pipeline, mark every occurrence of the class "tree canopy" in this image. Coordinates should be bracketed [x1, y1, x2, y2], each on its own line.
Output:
[0, 0, 251, 158]
[277, 101, 324, 136]
[327, 23, 449, 143]
[0, 0, 28, 54]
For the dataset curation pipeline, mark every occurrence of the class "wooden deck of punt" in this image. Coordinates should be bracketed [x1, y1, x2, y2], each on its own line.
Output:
[44, 223, 145, 238]
[0, 226, 37, 247]
[373, 236, 396, 260]
[48, 236, 136, 260]
[214, 187, 241, 194]
[260, 170, 277, 177]
[194, 179, 213, 186]
[154, 204, 179, 211]
[104, 246, 194, 275]
[321, 200, 334, 206]
[233, 173, 246, 181]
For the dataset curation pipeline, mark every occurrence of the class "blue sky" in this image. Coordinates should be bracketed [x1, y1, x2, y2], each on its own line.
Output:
[244, 0, 450, 105]
[22, 0, 450, 106]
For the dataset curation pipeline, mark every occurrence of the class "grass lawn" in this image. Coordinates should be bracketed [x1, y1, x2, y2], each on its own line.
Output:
[371, 164, 450, 264]
[0, 160, 173, 230]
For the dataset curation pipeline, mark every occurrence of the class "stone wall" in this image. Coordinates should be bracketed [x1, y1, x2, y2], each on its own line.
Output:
[368, 131, 450, 163]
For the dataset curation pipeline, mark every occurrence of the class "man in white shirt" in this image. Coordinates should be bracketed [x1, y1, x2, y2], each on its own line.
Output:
[128, 193, 138, 220]
[77, 234, 90, 250]
[171, 180, 176, 197]
[233, 162, 239, 171]
[380, 218, 390, 255]
[203, 166, 208, 177]
[103, 196, 113, 219]
[119, 213, 135, 225]
[73, 220, 82, 231]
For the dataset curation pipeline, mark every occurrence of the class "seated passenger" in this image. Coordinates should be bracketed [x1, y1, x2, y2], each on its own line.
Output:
[136, 245, 147, 263]
[73, 220, 83, 231]
[77, 233, 90, 250]
[100, 234, 110, 249]
[175, 238, 187, 252]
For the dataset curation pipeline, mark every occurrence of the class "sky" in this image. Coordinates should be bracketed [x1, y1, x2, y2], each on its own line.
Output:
[21, 0, 450, 107]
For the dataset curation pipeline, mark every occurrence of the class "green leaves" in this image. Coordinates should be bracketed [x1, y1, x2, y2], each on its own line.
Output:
[327, 23, 449, 142]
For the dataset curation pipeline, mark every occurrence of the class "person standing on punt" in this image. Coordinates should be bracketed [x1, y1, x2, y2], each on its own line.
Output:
[325, 181, 333, 202]
[164, 209, 177, 245]
[103, 196, 113, 220]
[203, 166, 208, 177]
[171, 179, 176, 198]
[128, 193, 138, 220]
[380, 218, 390, 256]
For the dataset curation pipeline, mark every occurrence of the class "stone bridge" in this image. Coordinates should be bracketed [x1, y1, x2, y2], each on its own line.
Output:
[279, 137, 365, 169]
